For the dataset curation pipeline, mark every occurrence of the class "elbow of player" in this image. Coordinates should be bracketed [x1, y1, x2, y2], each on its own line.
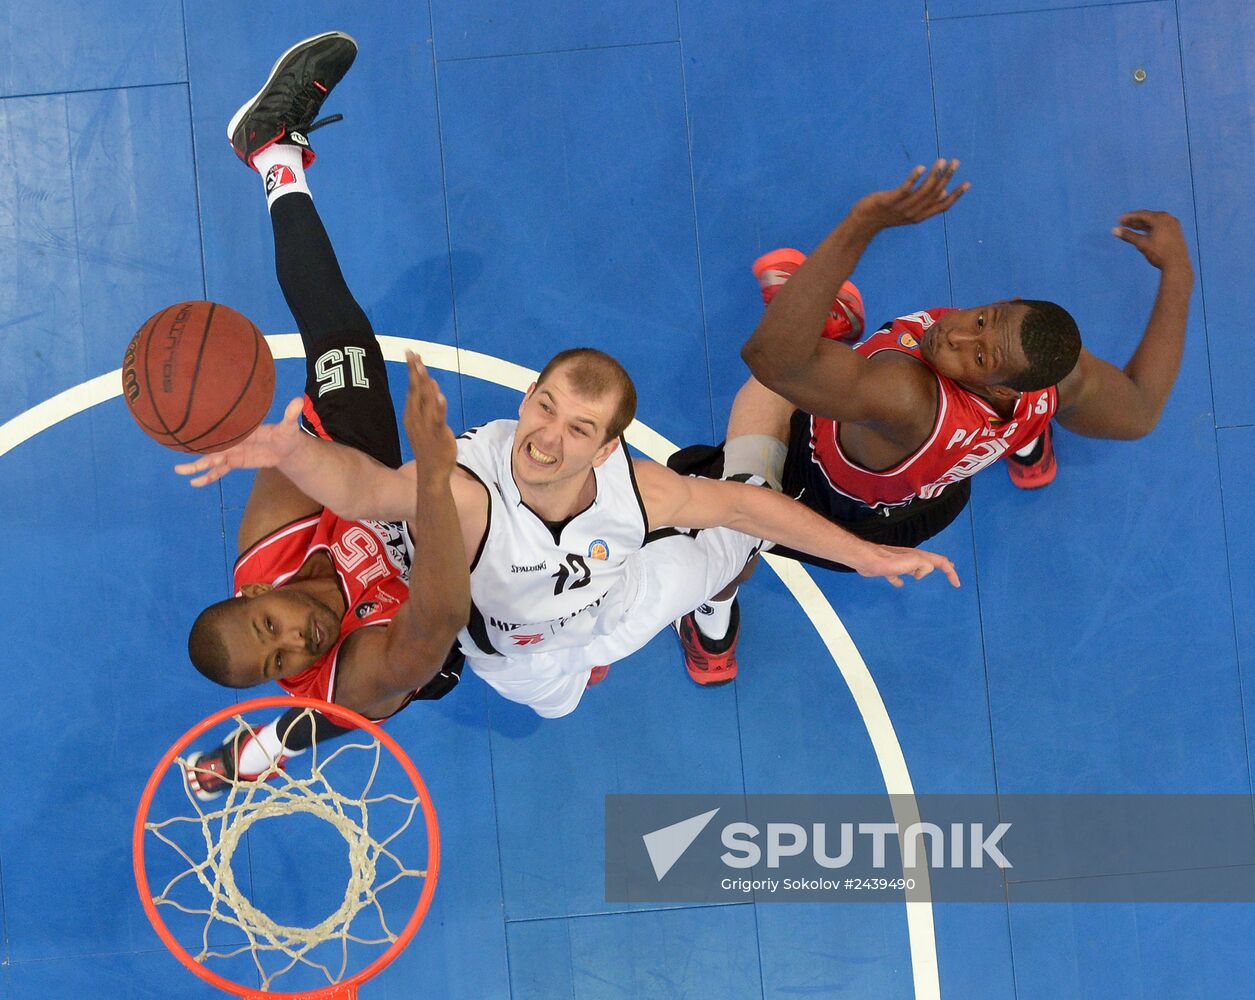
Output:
[1102, 415, 1158, 442]
[741, 338, 766, 372]
[741, 339, 789, 393]
[1125, 397, 1166, 440]
[1126, 417, 1159, 440]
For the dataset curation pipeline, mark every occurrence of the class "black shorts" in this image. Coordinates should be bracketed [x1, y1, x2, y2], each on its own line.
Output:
[667, 409, 971, 573]
[271, 193, 403, 469]
[299, 331, 403, 469]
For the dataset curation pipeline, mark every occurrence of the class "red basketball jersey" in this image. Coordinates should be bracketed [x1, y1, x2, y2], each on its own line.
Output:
[233, 510, 413, 702]
[806, 309, 1058, 507]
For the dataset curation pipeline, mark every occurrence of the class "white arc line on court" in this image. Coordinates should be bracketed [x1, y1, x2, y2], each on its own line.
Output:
[0, 334, 941, 1000]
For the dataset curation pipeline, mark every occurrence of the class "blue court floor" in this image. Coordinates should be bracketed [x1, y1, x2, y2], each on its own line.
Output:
[1, 1, 1253, 998]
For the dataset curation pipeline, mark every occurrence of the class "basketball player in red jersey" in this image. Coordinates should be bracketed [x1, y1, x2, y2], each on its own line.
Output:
[179, 33, 469, 798]
[670, 160, 1193, 684]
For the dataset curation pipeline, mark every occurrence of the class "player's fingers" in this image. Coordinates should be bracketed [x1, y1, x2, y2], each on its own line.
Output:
[184, 459, 226, 487]
[1117, 211, 1155, 230]
[902, 161, 957, 216]
[886, 574, 904, 588]
[898, 162, 937, 204]
[929, 553, 961, 587]
[1112, 227, 1146, 246]
[930, 161, 961, 202]
[281, 397, 303, 424]
[173, 457, 210, 476]
[897, 164, 927, 192]
[919, 158, 951, 197]
[407, 351, 435, 391]
[938, 181, 971, 212]
[189, 469, 221, 488]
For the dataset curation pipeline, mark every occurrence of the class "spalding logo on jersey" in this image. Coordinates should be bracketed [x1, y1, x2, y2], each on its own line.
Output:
[355, 601, 381, 619]
[587, 538, 610, 561]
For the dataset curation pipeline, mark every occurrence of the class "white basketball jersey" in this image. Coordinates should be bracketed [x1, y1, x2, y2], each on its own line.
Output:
[454, 419, 648, 659]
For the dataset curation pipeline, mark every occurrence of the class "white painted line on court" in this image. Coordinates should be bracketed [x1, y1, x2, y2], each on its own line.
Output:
[0, 334, 941, 1000]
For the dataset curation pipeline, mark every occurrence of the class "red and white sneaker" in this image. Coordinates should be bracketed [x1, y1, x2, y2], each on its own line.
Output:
[674, 600, 741, 687]
[183, 731, 290, 803]
[1006, 425, 1057, 490]
[752, 247, 865, 343]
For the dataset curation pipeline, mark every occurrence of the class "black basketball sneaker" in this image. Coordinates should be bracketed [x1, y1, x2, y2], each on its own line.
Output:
[228, 31, 358, 171]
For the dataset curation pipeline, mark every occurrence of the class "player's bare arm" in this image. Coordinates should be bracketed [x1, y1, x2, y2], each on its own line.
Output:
[742, 160, 969, 429]
[334, 355, 471, 718]
[632, 460, 960, 588]
[176, 395, 418, 516]
[1055, 211, 1194, 439]
[177, 380, 491, 560]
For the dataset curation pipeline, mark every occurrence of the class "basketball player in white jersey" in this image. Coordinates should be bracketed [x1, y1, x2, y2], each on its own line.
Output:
[181, 346, 961, 719]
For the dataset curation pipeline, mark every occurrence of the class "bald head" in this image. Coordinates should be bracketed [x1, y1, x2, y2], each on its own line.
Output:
[536, 348, 637, 441]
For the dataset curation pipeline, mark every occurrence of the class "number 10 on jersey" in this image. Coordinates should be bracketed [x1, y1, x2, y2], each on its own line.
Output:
[552, 554, 591, 595]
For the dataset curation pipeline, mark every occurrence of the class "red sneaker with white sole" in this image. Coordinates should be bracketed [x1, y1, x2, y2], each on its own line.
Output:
[1006, 424, 1057, 490]
[183, 730, 290, 803]
[674, 600, 741, 687]
[752, 247, 865, 343]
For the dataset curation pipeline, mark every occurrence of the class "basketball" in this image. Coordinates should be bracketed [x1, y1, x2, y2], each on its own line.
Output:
[121, 301, 275, 453]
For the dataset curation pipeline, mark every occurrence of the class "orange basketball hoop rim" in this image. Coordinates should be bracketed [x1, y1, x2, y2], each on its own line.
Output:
[133, 695, 440, 999]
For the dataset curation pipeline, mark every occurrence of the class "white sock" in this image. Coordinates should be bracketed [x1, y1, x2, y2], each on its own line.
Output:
[724, 435, 787, 491]
[236, 717, 307, 776]
[695, 591, 736, 642]
[253, 143, 310, 208]
[1015, 435, 1042, 459]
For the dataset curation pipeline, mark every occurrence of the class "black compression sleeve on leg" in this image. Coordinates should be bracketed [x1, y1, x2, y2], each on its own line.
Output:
[268, 192, 403, 467]
[269, 193, 373, 343]
[275, 705, 356, 753]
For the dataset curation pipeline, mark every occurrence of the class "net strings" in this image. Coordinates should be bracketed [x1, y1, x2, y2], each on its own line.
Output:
[145, 709, 426, 991]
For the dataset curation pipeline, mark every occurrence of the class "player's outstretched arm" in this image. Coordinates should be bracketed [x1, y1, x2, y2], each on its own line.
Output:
[1055, 211, 1195, 439]
[354, 356, 470, 713]
[634, 461, 960, 588]
[175, 396, 419, 521]
[742, 160, 969, 421]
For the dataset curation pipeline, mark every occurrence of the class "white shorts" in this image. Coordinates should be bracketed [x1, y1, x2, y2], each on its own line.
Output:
[466, 526, 761, 718]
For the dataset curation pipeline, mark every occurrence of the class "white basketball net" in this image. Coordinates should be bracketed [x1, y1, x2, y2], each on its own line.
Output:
[144, 710, 427, 992]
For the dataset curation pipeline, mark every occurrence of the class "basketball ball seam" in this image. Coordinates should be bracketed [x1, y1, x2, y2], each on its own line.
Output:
[139, 303, 180, 440]
[175, 320, 266, 450]
[165, 302, 219, 437]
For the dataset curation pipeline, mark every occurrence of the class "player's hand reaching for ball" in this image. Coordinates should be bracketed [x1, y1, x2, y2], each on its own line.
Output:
[849, 159, 970, 234]
[854, 542, 961, 589]
[402, 352, 458, 485]
[174, 397, 304, 487]
[1112, 210, 1192, 276]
